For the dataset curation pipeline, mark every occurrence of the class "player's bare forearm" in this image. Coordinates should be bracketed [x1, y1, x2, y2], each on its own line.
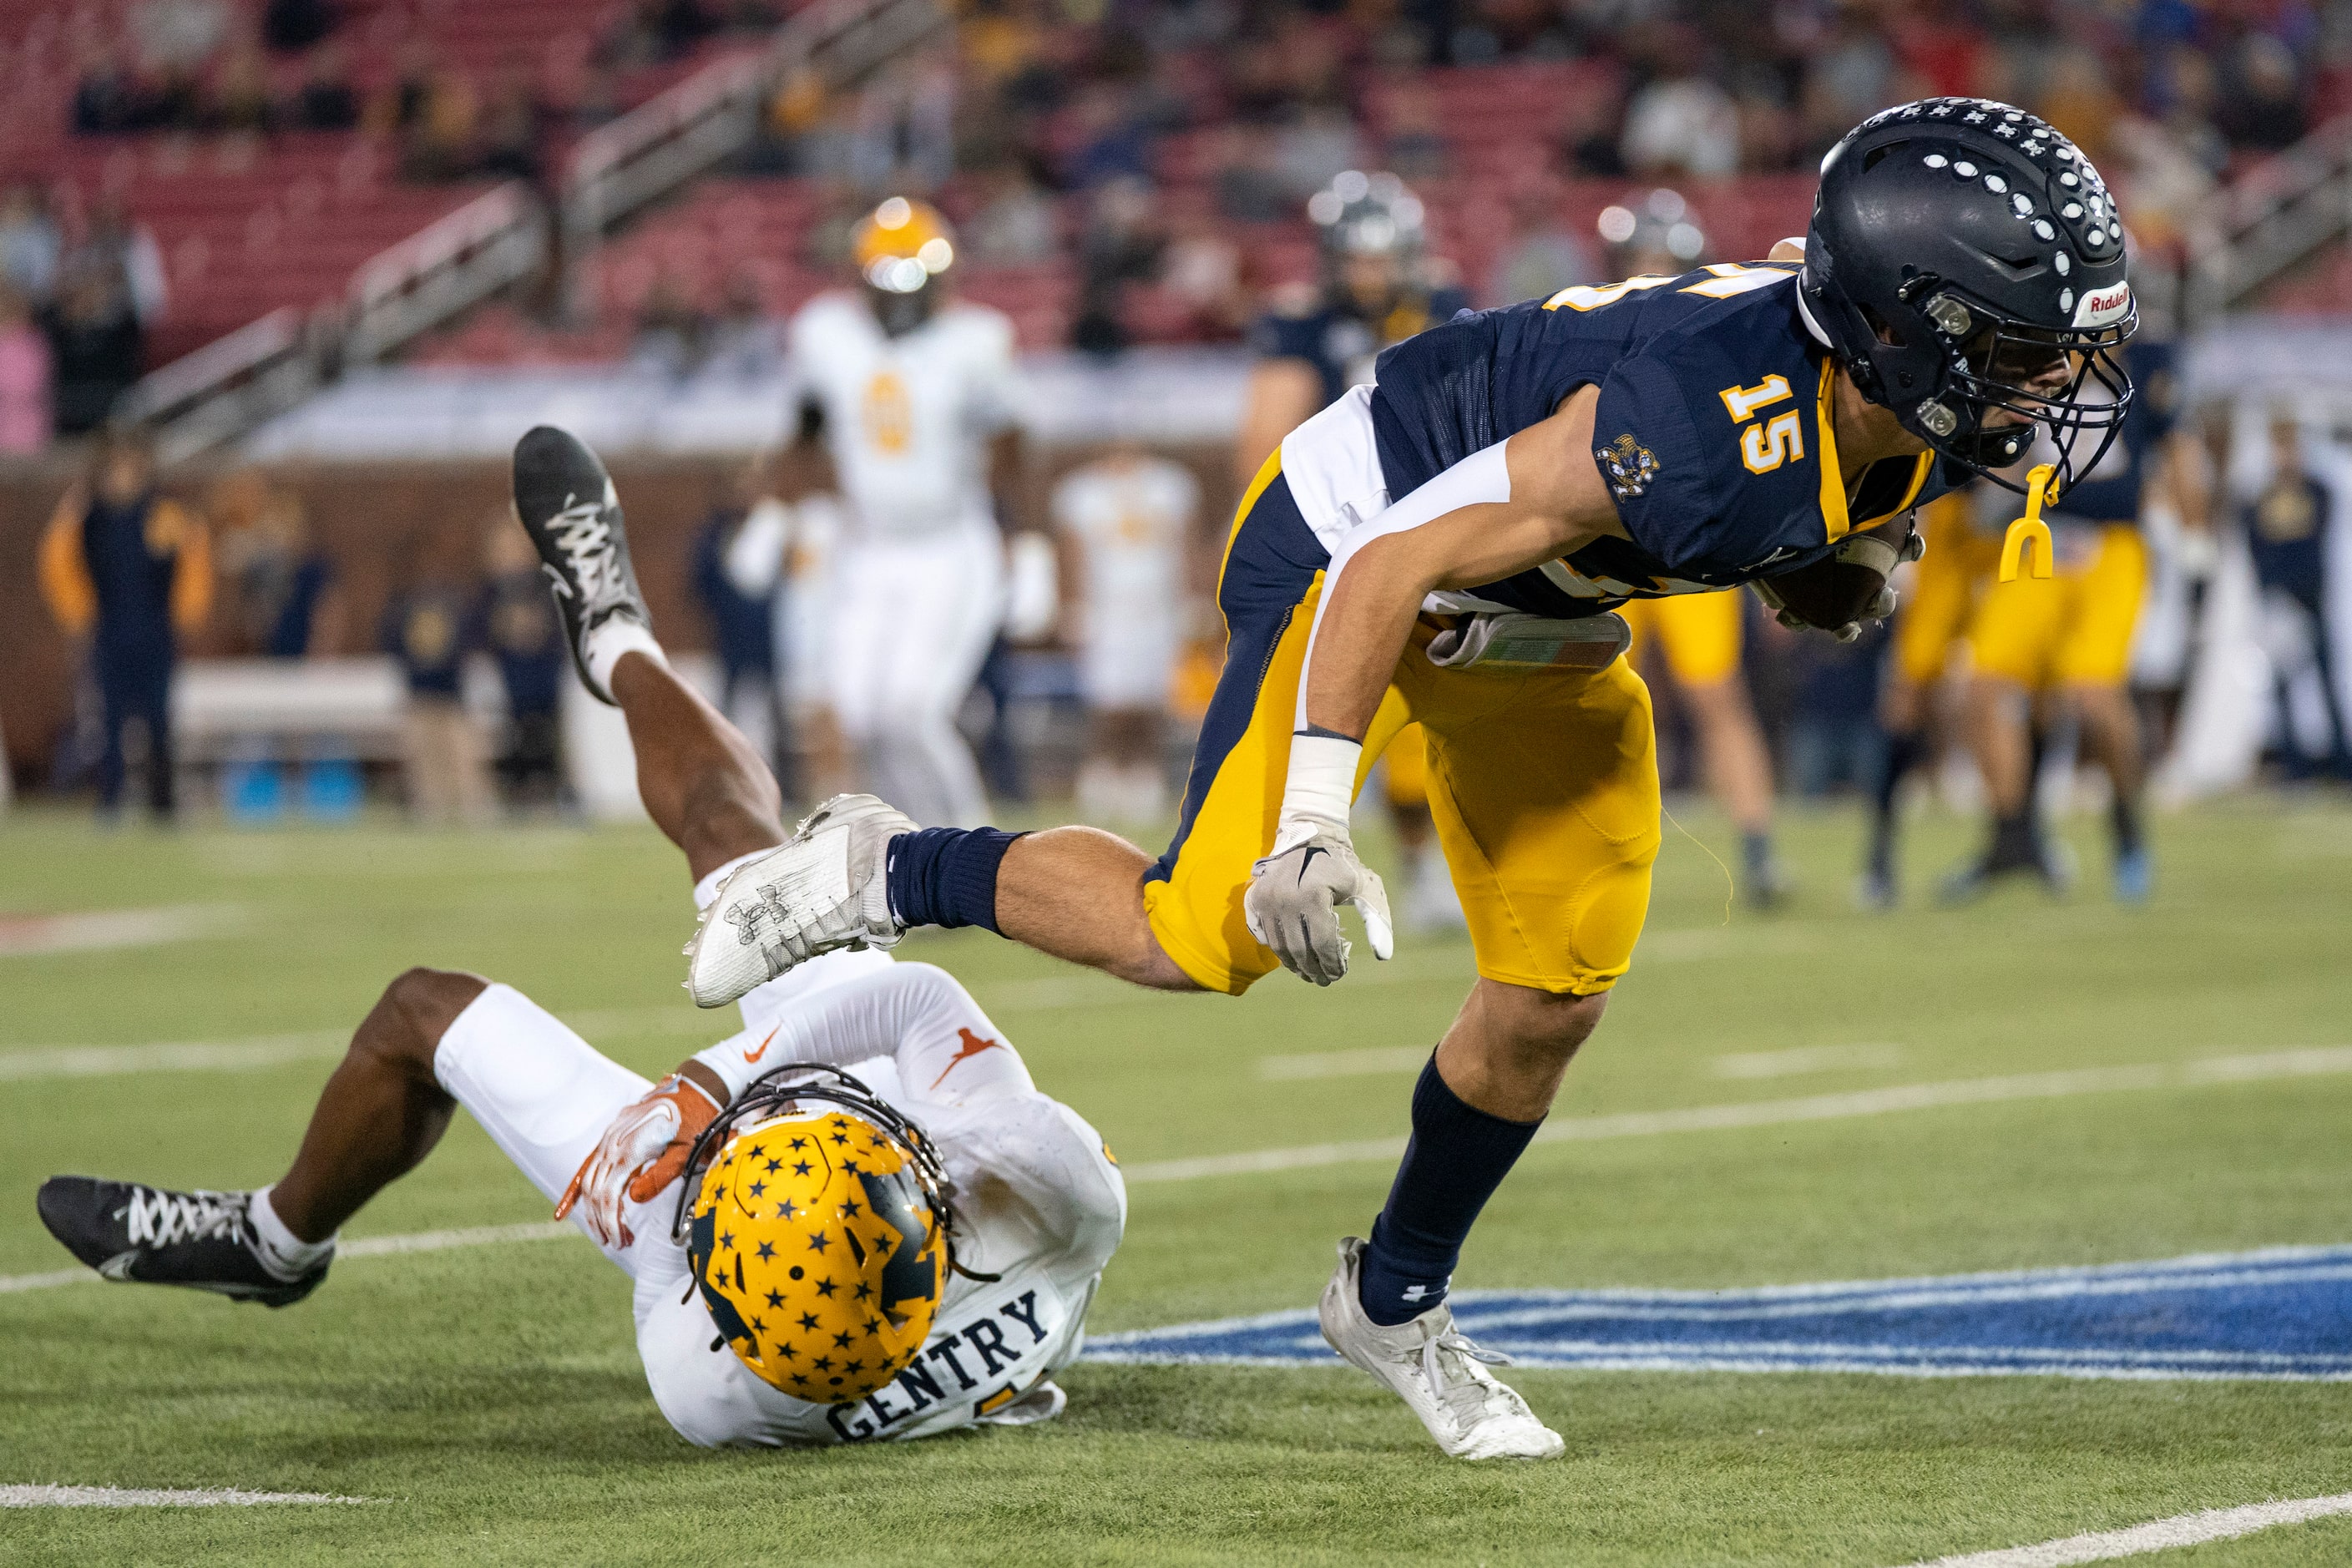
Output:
[1300, 392, 1621, 738]
[989, 428, 1034, 533]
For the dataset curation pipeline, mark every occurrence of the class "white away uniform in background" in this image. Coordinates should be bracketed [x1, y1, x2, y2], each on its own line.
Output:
[431, 935, 1124, 1447]
[786, 292, 1025, 827]
[1051, 456, 1198, 711]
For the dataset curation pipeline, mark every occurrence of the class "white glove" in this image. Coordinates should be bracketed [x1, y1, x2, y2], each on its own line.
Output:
[554, 1073, 721, 1248]
[1244, 820, 1395, 986]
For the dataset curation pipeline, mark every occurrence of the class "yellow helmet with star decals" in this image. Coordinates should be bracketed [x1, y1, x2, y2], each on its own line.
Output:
[674, 1065, 965, 1404]
[852, 196, 956, 295]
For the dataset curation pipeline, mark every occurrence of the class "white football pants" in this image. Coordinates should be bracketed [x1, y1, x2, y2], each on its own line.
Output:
[827, 517, 1004, 828]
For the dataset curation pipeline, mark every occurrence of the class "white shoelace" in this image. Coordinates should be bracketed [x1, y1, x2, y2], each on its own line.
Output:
[546, 501, 627, 615]
[1420, 1328, 1520, 1434]
[122, 1187, 250, 1248]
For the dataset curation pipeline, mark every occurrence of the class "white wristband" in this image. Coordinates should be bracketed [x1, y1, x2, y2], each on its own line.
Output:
[690, 1037, 765, 1105]
[1279, 733, 1362, 840]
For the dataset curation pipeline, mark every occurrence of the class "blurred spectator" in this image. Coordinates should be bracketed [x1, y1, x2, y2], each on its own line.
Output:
[0, 186, 61, 305]
[38, 427, 212, 822]
[205, 42, 278, 134]
[2217, 34, 2309, 153]
[702, 273, 783, 378]
[262, 0, 337, 53]
[480, 520, 566, 807]
[1488, 181, 1593, 306]
[75, 197, 169, 327]
[630, 273, 709, 375]
[1064, 83, 1157, 190]
[1212, 126, 1292, 223]
[402, 61, 481, 182]
[1071, 177, 1166, 355]
[381, 554, 492, 824]
[1380, 78, 1449, 183]
[130, 0, 232, 76]
[213, 471, 341, 657]
[848, 56, 957, 194]
[292, 44, 360, 131]
[1276, 104, 1363, 198]
[40, 265, 144, 438]
[1622, 67, 1741, 179]
[476, 63, 549, 184]
[599, 0, 719, 68]
[1158, 213, 1246, 337]
[71, 47, 144, 136]
[0, 286, 53, 455]
[2038, 47, 2124, 164]
[965, 163, 1060, 264]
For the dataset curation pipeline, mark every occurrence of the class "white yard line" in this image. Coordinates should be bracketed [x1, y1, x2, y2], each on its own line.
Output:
[1121, 1046, 2352, 1183]
[0, 1034, 346, 1082]
[0, 905, 245, 958]
[0, 1484, 373, 1507]
[1898, 1491, 2352, 1566]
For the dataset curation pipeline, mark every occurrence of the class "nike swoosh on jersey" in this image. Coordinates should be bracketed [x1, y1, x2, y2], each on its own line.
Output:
[743, 1027, 780, 1064]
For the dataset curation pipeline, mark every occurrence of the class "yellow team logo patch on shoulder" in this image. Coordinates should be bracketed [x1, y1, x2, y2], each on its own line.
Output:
[1596, 435, 1661, 501]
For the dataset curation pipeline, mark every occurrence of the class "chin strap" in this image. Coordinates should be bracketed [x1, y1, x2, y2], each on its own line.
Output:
[1999, 463, 2061, 582]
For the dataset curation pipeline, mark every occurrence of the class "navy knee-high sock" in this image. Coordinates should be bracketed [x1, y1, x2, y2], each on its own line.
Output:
[885, 827, 1024, 933]
[1358, 1055, 1542, 1326]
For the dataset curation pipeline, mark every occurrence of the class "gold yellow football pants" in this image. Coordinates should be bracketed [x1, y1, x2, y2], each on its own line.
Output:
[1142, 457, 1661, 998]
[1968, 523, 2147, 690]
[1618, 589, 1743, 685]
[1894, 492, 2004, 686]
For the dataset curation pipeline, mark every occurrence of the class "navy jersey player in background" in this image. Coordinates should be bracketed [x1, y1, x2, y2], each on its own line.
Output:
[690, 101, 2137, 1461]
[1235, 170, 1474, 934]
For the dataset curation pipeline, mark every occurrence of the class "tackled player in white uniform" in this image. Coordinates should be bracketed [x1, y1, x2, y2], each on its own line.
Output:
[35, 427, 1124, 1449]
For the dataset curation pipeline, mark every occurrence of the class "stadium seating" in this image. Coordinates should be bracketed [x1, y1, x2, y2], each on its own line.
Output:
[1, 0, 765, 371]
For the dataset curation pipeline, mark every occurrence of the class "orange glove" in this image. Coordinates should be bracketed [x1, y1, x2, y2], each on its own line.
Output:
[555, 1073, 722, 1247]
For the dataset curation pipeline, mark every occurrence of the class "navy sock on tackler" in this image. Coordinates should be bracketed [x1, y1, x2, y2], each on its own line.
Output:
[884, 827, 1024, 933]
[1358, 1055, 1543, 1327]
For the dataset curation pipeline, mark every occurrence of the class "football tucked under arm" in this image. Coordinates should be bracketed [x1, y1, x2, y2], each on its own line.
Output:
[1749, 514, 1925, 643]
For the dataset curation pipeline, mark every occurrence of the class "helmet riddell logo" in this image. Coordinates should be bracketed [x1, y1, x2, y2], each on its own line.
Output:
[2073, 284, 2132, 328]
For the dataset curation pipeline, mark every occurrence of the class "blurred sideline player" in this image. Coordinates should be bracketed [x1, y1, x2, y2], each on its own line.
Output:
[1236, 169, 1470, 932]
[781, 196, 1032, 828]
[1607, 195, 1788, 904]
[2246, 416, 2351, 778]
[1942, 338, 2180, 905]
[1859, 489, 2001, 907]
[37, 428, 1124, 1448]
[1052, 439, 1199, 824]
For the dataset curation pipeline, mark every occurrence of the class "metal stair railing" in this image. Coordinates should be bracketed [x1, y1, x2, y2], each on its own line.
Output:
[2175, 119, 2352, 327]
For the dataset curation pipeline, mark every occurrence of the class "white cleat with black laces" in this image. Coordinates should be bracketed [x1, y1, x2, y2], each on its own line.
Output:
[511, 424, 654, 704]
[1318, 1236, 1565, 1461]
[684, 793, 916, 1008]
[36, 1177, 328, 1308]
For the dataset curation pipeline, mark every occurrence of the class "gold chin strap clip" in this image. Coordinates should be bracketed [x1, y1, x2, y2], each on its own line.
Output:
[1999, 463, 2060, 582]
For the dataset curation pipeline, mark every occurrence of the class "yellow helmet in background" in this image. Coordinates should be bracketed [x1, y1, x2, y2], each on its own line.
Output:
[852, 196, 957, 295]
[679, 1065, 959, 1404]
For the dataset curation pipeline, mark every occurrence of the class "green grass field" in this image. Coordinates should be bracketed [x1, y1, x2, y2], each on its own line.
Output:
[6, 796, 2352, 1565]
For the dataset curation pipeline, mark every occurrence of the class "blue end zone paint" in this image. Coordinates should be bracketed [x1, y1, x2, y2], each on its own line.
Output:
[1084, 1247, 2352, 1382]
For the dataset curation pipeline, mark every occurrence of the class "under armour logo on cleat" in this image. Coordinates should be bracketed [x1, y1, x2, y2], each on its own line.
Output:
[1401, 1285, 1438, 1302]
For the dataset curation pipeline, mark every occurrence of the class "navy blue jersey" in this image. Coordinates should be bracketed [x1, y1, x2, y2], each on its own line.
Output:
[1249, 284, 1473, 410]
[2047, 339, 2176, 527]
[1367, 263, 1960, 618]
[2245, 471, 2330, 599]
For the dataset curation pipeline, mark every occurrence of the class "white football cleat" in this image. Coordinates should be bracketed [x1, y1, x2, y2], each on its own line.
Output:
[684, 794, 916, 1008]
[1318, 1236, 1565, 1462]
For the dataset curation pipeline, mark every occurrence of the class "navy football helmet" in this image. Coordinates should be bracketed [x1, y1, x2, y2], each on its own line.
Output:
[1799, 99, 2134, 494]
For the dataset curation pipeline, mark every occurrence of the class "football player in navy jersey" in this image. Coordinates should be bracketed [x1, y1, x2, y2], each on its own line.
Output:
[690, 102, 2137, 1460]
[1237, 170, 1475, 933]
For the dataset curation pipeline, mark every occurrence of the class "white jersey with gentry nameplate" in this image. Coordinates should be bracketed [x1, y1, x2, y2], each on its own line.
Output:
[787, 292, 1024, 539]
[431, 948, 1125, 1449]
